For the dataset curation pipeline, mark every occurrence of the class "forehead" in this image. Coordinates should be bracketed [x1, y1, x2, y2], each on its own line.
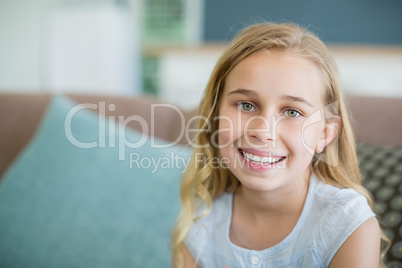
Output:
[223, 50, 326, 105]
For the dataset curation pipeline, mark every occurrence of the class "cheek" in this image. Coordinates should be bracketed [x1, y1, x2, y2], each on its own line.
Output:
[217, 110, 243, 147]
[281, 123, 302, 148]
[218, 124, 231, 148]
[280, 121, 319, 155]
[298, 123, 322, 155]
[218, 119, 235, 161]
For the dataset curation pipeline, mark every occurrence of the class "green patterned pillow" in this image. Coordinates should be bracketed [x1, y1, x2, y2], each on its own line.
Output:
[357, 143, 402, 266]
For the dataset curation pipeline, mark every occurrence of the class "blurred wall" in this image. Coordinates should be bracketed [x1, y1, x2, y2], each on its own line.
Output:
[157, 0, 402, 109]
[0, 0, 45, 91]
[204, 0, 402, 44]
[0, 0, 141, 95]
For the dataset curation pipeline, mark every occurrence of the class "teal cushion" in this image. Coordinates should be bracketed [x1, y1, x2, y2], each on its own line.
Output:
[0, 96, 191, 268]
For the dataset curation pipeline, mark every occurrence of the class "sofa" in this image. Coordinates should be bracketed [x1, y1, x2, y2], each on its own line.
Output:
[0, 93, 401, 267]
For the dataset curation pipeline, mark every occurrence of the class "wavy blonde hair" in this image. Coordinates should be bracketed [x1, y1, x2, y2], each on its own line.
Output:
[172, 22, 389, 267]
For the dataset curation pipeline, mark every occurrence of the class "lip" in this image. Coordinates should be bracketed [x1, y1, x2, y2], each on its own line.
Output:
[239, 148, 286, 158]
[238, 148, 287, 173]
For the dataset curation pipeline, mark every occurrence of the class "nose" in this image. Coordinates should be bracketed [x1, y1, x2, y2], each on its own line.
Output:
[245, 115, 278, 142]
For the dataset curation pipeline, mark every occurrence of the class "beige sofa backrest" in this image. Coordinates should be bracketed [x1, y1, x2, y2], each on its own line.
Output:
[0, 93, 401, 178]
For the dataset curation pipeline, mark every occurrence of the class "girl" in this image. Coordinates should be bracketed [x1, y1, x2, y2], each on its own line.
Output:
[172, 23, 388, 268]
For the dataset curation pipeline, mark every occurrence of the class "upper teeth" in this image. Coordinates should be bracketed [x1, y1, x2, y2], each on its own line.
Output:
[243, 152, 282, 164]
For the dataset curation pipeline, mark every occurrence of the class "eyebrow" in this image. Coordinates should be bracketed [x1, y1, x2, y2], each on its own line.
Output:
[281, 95, 314, 108]
[227, 89, 314, 108]
[227, 89, 259, 98]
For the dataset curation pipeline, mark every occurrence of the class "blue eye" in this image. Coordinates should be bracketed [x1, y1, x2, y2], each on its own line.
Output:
[240, 102, 255, 111]
[285, 109, 301, 118]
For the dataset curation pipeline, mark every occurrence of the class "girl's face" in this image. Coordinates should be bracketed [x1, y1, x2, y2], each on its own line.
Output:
[218, 50, 330, 192]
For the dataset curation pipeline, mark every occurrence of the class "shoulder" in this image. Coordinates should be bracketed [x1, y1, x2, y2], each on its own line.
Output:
[185, 192, 231, 260]
[329, 217, 380, 268]
[309, 177, 376, 266]
[194, 192, 231, 226]
[313, 177, 372, 216]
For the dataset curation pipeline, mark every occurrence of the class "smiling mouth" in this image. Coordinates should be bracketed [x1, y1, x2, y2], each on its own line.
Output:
[239, 149, 286, 165]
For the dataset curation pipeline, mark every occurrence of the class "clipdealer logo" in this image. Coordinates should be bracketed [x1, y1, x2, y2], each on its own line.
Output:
[64, 102, 193, 160]
[64, 101, 339, 167]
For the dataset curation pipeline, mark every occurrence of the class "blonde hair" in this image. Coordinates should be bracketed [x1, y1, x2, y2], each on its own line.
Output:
[172, 22, 389, 267]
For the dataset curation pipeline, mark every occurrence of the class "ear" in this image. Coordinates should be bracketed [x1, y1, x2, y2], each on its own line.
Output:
[315, 117, 340, 153]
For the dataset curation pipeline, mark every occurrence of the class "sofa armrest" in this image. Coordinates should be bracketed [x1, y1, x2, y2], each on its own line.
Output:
[0, 94, 52, 178]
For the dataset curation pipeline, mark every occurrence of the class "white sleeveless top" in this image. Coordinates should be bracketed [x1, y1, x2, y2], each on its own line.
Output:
[185, 174, 375, 268]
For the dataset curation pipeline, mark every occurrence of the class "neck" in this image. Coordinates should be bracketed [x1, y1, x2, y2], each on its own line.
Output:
[235, 171, 311, 221]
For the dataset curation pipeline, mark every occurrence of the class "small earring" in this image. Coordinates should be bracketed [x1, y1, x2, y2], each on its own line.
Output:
[316, 145, 324, 153]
